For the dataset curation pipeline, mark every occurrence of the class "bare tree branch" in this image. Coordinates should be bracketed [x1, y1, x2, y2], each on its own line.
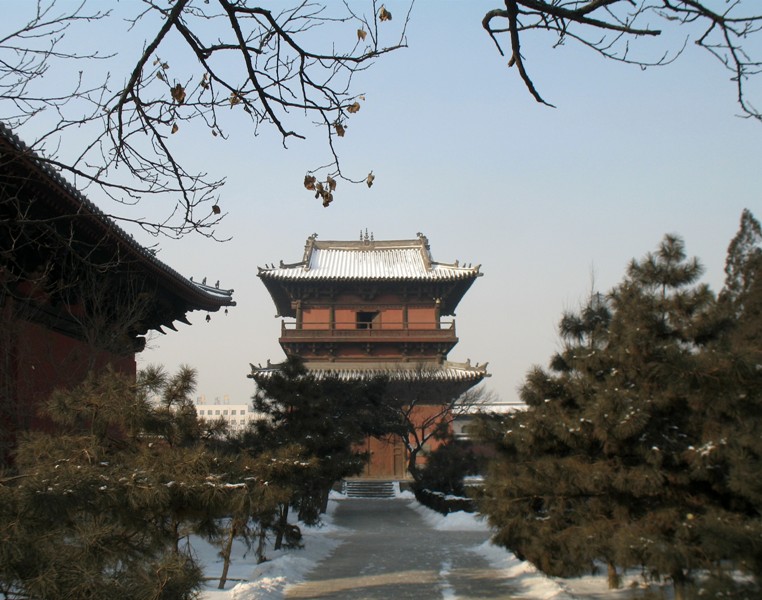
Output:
[0, 1, 409, 237]
[483, 0, 762, 121]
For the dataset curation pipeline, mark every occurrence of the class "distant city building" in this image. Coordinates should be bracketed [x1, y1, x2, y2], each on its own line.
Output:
[250, 232, 488, 479]
[452, 399, 527, 440]
[194, 395, 260, 433]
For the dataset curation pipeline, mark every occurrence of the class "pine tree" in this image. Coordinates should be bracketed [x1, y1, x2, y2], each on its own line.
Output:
[690, 210, 762, 585]
[0, 366, 229, 599]
[719, 209, 762, 358]
[479, 233, 762, 599]
[721, 209, 762, 309]
[415, 436, 483, 497]
[247, 356, 386, 538]
[211, 445, 311, 586]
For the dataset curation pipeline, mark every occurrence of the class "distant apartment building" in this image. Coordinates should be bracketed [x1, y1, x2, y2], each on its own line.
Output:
[452, 399, 527, 440]
[194, 395, 259, 433]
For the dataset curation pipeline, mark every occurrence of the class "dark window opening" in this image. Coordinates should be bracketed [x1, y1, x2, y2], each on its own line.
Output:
[357, 311, 379, 329]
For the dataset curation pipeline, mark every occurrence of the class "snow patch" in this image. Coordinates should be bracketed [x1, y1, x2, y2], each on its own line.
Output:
[474, 542, 572, 599]
[195, 500, 345, 599]
[410, 500, 490, 532]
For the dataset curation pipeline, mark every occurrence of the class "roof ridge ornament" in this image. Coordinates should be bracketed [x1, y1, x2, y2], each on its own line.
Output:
[416, 232, 432, 269]
[302, 233, 318, 267]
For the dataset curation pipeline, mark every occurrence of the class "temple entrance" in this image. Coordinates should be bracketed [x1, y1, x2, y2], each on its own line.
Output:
[363, 435, 408, 479]
[393, 444, 405, 479]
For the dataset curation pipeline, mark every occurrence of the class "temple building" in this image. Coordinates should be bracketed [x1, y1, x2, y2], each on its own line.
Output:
[0, 122, 235, 463]
[250, 231, 487, 479]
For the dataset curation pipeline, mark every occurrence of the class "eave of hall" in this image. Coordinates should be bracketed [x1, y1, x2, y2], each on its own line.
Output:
[258, 232, 481, 317]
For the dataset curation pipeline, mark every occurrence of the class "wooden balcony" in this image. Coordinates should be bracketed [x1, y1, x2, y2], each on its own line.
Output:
[279, 320, 457, 343]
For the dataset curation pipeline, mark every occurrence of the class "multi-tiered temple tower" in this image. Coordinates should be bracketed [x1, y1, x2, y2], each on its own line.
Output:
[251, 232, 487, 478]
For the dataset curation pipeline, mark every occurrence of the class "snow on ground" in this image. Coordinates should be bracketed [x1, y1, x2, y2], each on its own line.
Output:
[194, 500, 345, 600]
[409, 499, 490, 532]
[410, 497, 673, 599]
[410, 502, 571, 599]
[194, 488, 672, 599]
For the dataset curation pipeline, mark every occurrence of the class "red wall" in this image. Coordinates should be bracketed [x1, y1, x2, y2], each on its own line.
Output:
[408, 307, 436, 329]
[8, 317, 136, 435]
[302, 307, 330, 329]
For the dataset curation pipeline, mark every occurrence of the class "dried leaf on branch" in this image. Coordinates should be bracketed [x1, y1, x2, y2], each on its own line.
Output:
[482, 0, 762, 119]
[0, 1, 410, 236]
[171, 84, 186, 104]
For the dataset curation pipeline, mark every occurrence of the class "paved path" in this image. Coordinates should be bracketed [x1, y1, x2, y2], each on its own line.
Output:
[284, 498, 523, 599]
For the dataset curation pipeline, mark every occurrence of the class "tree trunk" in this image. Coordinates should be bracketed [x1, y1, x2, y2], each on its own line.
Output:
[320, 486, 330, 514]
[672, 570, 693, 600]
[274, 503, 288, 551]
[172, 519, 180, 553]
[607, 561, 620, 589]
[256, 525, 268, 564]
[218, 521, 237, 589]
[407, 448, 422, 483]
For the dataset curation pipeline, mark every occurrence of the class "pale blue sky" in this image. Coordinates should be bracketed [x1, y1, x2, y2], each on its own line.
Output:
[6, 1, 761, 404]
[138, 1, 761, 405]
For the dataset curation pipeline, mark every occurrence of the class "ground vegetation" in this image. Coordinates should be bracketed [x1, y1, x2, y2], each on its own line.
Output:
[0, 366, 214, 598]
[415, 436, 484, 498]
[0, 363, 322, 597]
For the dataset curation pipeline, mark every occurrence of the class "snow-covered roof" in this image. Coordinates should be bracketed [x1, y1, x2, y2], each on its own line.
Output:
[249, 359, 489, 383]
[258, 233, 481, 282]
[258, 233, 482, 317]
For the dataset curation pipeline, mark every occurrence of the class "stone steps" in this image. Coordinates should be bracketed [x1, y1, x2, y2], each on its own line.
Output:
[342, 480, 396, 498]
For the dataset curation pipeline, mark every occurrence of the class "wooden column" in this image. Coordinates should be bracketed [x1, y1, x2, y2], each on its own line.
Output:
[295, 300, 303, 329]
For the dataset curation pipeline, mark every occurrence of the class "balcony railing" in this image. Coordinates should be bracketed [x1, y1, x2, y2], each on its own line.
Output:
[280, 320, 456, 340]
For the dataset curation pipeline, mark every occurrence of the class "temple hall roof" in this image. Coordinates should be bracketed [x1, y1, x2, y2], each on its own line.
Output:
[249, 359, 489, 384]
[0, 122, 235, 336]
[259, 232, 481, 282]
[258, 232, 482, 316]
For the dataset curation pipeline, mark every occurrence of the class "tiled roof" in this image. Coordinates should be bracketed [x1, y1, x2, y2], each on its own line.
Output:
[0, 122, 235, 312]
[258, 233, 481, 282]
[249, 360, 489, 382]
